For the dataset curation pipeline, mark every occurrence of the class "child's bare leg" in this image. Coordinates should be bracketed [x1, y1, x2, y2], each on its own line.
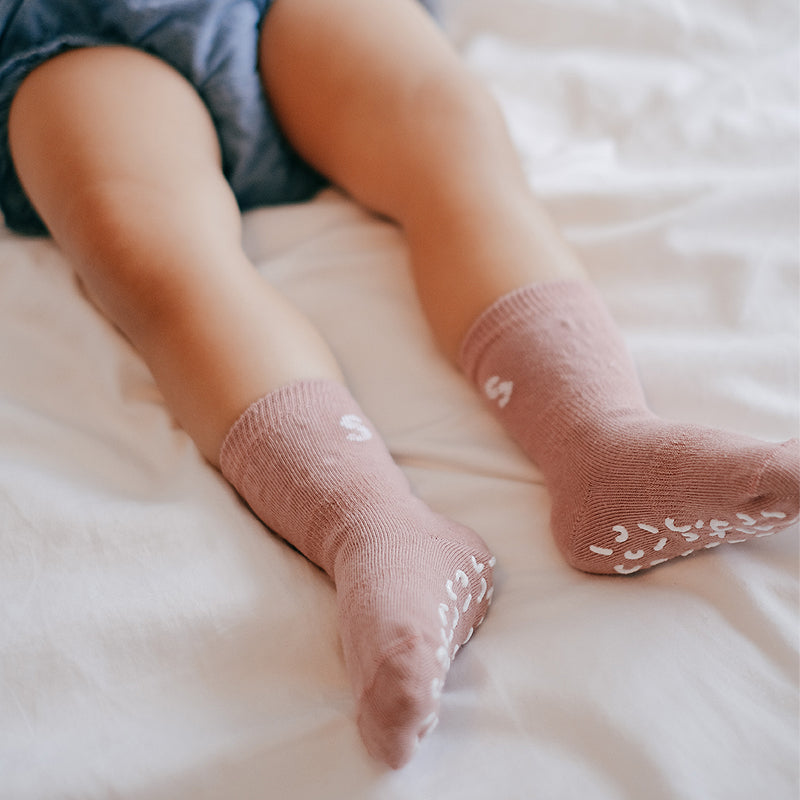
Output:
[259, 0, 587, 360]
[9, 46, 340, 463]
[9, 45, 495, 769]
[260, 0, 799, 572]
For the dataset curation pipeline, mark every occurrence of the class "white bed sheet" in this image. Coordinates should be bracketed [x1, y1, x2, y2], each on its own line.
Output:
[1, 0, 798, 798]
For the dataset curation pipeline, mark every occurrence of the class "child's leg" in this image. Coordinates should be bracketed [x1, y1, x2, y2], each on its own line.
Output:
[9, 46, 495, 768]
[259, 0, 799, 573]
[259, 0, 587, 360]
[9, 46, 341, 463]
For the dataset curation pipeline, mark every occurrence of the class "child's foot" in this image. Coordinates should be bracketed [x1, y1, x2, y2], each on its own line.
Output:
[336, 508, 494, 765]
[220, 380, 494, 767]
[459, 280, 799, 574]
[544, 415, 797, 573]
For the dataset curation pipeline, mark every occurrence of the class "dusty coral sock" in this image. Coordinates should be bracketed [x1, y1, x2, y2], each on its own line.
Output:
[458, 280, 799, 575]
[219, 379, 494, 767]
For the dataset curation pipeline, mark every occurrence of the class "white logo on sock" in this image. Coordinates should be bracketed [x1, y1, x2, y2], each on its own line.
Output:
[339, 414, 372, 442]
[484, 376, 513, 409]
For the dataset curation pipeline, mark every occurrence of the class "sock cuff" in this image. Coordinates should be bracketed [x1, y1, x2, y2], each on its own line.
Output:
[219, 378, 359, 480]
[456, 279, 603, 381]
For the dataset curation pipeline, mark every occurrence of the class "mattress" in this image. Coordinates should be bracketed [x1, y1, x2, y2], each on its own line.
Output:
[1, 0, 797, 797]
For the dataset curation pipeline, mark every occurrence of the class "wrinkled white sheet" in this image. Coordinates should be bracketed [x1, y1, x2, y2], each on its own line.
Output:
[1, 0, 797, 797]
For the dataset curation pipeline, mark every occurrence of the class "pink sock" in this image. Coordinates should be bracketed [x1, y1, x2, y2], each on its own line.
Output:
[219, 379, 494, 767]
[458, 280, 799, 575]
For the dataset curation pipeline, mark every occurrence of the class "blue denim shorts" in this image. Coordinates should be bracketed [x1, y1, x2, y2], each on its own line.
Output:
[0, 0, 437, 236]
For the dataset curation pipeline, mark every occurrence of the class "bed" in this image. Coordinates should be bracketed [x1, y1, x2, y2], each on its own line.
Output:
[1, 0, 797, 797]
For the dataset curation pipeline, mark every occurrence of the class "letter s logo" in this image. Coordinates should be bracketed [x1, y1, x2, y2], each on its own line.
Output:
[339, 414, 373, 442]
[484, 376, 513, 409]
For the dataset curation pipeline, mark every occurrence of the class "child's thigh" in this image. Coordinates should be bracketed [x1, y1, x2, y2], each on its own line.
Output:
[8, 47, 227, 248]
[0, 0, 323, 236]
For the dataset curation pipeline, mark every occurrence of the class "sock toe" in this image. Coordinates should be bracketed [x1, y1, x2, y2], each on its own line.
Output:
[753, 438, 800, 516]
[357, 636, 443, 769]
